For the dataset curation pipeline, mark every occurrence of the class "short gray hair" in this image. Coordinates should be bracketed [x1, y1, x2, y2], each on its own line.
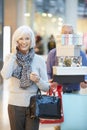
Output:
[12, 25, 35, 53]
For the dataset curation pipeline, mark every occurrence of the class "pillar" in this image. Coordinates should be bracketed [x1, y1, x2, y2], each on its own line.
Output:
[65, 0, 78, 32]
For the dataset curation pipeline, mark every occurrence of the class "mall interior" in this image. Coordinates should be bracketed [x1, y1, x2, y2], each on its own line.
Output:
[0, 0, 87, 130]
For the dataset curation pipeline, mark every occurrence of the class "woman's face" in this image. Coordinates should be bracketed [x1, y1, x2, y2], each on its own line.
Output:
[17, 34, 31, 54]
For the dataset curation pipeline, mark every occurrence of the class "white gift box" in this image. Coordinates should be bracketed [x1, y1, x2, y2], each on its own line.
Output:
[56, 45, 81, 57]
[53, 66, 87, 75]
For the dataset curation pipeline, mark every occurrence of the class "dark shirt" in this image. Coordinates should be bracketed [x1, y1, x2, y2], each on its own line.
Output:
[48, 41, 56, 52]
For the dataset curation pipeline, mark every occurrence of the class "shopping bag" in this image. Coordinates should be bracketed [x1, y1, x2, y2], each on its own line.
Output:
[30, 88, 61, 119]
[40, 84, 64, 124]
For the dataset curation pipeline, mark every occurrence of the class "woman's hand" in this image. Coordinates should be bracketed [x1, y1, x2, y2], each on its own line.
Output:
[30, 72, 40, 83]
[80, 81, 87, 89]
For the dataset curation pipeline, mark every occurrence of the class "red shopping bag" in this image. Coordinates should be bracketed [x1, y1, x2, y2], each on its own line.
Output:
[40, 84, 64, 124]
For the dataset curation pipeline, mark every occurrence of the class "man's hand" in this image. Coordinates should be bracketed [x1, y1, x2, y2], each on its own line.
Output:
[80, 81, 87, 89]
[49, 79, 53, 83]
[50, 82, 58, 90]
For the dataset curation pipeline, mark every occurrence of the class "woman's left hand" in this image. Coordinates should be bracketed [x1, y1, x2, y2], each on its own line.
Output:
[30, 72, 40, 83]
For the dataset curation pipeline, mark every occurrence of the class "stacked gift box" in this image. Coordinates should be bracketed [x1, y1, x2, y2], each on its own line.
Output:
[57, 34, 83, 45]
[56, 34, 83, 67]
[53, 34, 87, 83]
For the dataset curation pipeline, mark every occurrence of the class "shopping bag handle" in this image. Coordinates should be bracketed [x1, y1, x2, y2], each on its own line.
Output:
[37, 88, 55, 97]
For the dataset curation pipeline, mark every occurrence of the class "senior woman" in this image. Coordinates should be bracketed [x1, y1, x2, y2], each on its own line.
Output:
[1, 25, 51, 130]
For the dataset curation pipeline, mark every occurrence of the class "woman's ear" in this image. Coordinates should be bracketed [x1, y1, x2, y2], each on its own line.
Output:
[16, 42, 20, 50]
[16, 41, 18, 47]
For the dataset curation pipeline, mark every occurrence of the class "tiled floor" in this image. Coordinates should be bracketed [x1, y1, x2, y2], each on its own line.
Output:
[1, 80, 87, 130]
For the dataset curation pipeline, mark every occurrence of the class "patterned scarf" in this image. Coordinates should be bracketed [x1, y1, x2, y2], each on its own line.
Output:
[12, 48, 35, 89]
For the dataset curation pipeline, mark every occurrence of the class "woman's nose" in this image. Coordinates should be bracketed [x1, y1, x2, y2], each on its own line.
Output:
[22, 39, 26, 43]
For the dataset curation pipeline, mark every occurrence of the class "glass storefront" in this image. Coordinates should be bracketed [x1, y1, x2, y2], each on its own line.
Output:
[24, 0, 65, 36]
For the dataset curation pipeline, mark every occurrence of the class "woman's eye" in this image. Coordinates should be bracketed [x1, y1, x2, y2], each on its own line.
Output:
[26, 37, 30, 40]
[18, 37, 30, 42]
[19, 38, 23, 40]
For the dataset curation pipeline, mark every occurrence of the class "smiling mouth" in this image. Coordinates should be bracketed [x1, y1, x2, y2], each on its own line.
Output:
[21, 45, 28, 48]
